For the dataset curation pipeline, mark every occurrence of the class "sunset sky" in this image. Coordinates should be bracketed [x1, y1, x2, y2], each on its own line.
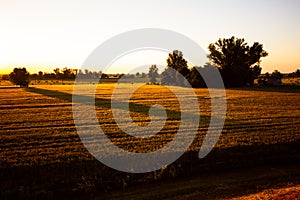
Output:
[0, 0, 299, 74]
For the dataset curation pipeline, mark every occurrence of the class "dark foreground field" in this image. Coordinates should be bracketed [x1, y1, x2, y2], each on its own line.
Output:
[0, 84, 299, 199]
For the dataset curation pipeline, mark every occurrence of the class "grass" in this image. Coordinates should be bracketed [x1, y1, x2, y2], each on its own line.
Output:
[100, 164, 300, 200]
[0, 83, 299, 199]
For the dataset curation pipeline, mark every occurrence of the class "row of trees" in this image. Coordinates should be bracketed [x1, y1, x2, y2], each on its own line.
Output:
[6, 36, 299, 88]
[287, 69, 300, 78]
[31, 68, 153, 80]
[158, 36, 298, 88]
[27, 68, 79, 81]
[160, 37, 268, 88]
[160, 51, 217, 87]
[7, 67, 159, 87]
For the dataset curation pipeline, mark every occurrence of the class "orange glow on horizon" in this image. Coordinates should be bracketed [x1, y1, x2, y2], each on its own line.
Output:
[0, 67, 13, 75]
[0, 50, 299, 75]
[1, 56, 299, 76]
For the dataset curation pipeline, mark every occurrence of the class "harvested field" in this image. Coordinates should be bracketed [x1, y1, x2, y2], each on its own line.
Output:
[0, 84, 299, 199]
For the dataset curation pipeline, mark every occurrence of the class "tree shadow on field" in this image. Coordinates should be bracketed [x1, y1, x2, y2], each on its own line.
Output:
[25, 86, 211, 122]
[1, 87, 298, 200]
[25, 86, 211, 153]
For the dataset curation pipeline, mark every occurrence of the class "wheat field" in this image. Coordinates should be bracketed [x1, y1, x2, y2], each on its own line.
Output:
[0, 84, 299, 198]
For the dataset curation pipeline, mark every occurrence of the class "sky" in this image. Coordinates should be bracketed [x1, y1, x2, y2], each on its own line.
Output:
[0, 0, 300, 74]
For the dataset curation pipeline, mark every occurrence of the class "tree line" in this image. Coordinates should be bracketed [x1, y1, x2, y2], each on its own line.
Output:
[159, 37, 269, 88]
[5, 36, 300, 88]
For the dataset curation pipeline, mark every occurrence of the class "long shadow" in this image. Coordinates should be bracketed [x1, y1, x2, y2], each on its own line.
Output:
[25, 86, 211, 122]
[25, 86, 212, 153]
[27, 86, 111, 108]
[2, 88, 299, 199]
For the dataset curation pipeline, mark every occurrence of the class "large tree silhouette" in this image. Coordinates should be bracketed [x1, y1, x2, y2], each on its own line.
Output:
[9, 68, 30, 87]
[208, 36, 268, 87]
[162, 50, 189, 86]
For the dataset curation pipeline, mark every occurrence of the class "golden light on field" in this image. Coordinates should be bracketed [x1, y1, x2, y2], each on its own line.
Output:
[0, 84, 299, 198]
[1, 0, 300, 198]
[1, 83, 299, 167]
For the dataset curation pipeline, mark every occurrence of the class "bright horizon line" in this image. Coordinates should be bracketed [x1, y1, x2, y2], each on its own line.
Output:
[1, 64, 299, 75]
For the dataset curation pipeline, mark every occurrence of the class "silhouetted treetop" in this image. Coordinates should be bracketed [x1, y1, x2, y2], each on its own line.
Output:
[9, 68, 30, 87]
[162, 50, 190, 86]
[208, 36, 268, 87]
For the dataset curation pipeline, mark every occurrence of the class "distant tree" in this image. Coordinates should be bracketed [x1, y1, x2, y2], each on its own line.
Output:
[208, 36, 268, 87]
[87, 71, 93, 79]
[53, 68, 60, 75]
[38, 71, 43, 77]
[61, 67, 76, 80]
[9, 68, 30, 87]
[77, 69, 84, 79]
[268, 70, 283, 86]
[271, 70, 283, 79]
[53, 68, 62, 80]
[291, 69, 300, 77]
[135, 72, 140, 78]
[74, 69, 78, 76]
[84, 69, 89, 74]
[62, 67, 71, 79]
[101, 73, 108, 79]
[43, 73, 56, 80]
[148, 65, 159, 83]
[91, 71, 97, 79]
[98, 70, 103, 77]
[1, 74, 9, 80]
[30, 73, 38, 84]
[162, 50, 190, 86]
[141, 72, 147, 78]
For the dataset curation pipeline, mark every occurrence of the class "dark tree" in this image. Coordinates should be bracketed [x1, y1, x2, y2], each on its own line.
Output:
[9, 68, 30, 87]
[296, 69, 300, 77]
[62, 67, 74, 79]
[1, 74, 9, 80]
[135, 72, 140, 78]
[208, 36, 268, 87]
[53, 68, 62, 79]
[162, 50, 190, 86]
[290, 69, 300, 77]
[271, 70, 283, 79]
[251, 65, 262, 83]
[188, 67, 206, 88]
[141, 72, 147, 78]
[148, 65, 159, 84]
[101, 73, 108, 79]
[38, 71, 43, 77]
